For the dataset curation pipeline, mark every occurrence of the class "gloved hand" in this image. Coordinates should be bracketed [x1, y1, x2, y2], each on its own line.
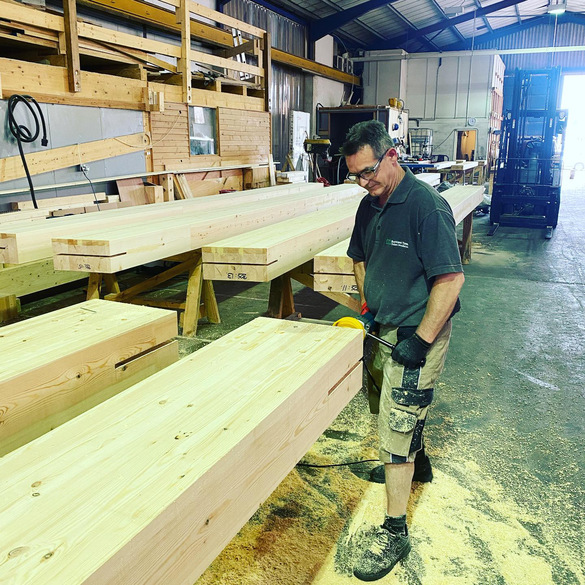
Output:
[358, 302, 376, 334]
[391, 332, 431, 369]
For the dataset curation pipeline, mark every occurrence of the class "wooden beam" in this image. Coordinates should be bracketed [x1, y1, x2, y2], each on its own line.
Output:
[0, 56, 147, 109]
[0, 293, 19, 323]
[0, 258, 86, 296]
[0, 317, 362, 584]
[201, 198, 362, 282]
[177, 0, 192, 103]
[0, 299, 178, 456]
[51, 184, 362, 273]
[0, 132, 150, 183]
[272, 47, 359, 86]
[164, 0, 266, 38]
[0, 183, 325, 265]
[12, 193, 106, 211]
[63, 0, 81, 92]
[219, 39, 257, 59]
[290, 266, 360, 313]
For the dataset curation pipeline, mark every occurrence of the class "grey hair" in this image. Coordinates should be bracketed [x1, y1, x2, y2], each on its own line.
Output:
[340, 120, 393, 158]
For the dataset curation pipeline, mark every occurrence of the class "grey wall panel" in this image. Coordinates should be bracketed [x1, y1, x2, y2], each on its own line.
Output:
[104, 151, 147, 177]
[46, 104, 104, 148]
[101, 108, 144, 139]
[0, 101, 145, 205]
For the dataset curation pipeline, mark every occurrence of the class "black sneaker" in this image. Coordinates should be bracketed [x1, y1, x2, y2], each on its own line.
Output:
[353, 525, 411, 581]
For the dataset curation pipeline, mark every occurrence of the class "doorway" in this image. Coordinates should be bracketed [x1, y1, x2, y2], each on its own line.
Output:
[456, 129, 477, 161]
[561, 74, 585, 185]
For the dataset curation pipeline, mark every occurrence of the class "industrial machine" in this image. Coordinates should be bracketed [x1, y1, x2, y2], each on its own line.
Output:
[314, 104, 408, 184]
[490, 68, 567, 239]
[303, 137, 332, 182]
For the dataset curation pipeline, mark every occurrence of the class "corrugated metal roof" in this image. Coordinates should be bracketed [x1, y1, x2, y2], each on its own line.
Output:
[236, 0, 585, 57]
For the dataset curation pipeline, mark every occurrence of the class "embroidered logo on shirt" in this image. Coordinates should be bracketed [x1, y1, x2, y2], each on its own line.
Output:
[386, 239, 409, 249]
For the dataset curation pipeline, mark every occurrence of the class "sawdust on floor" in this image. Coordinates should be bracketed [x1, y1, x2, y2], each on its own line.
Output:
[194, 379, 584, 585]
[195, 390, 378, 585]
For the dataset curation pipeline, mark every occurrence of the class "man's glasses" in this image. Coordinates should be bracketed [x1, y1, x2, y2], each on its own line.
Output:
[346, 149, 389, 183]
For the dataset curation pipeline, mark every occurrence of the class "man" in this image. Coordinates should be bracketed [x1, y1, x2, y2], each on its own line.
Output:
[342, 120, 464, 581]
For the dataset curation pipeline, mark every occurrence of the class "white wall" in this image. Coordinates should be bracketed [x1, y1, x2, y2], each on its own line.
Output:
[362, 50, 407, 106]
[359, 51, 504, 160]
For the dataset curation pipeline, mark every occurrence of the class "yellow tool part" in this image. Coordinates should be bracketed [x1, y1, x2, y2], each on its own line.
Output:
[332, 316, 366, 338]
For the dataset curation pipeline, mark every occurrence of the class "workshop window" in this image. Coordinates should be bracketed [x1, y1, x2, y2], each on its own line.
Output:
[189, 106, 217, 155]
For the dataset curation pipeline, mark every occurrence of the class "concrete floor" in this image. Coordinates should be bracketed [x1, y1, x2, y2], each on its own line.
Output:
[16, 176, 585, 584]
[197, 178, 585, 584]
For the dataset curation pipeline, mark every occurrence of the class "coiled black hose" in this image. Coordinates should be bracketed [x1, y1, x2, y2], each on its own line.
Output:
[8, 94, 48, 209]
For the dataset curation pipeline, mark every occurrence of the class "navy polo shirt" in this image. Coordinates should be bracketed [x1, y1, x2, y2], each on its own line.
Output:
[347, 168, 462, 327]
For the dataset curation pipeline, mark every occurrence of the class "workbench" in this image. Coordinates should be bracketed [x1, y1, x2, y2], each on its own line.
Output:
[400, 160, 454, 172]
[439, 161, 485, 185]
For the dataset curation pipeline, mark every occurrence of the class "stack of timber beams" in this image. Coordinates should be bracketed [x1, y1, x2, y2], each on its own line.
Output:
[201, 198, 364, 282]
[0, 299, 178, 457]
[0, 183, 324, 266]
[313, 185, 485, 292]
[50, 184, 365, 274]
[0, 317, 362, 584]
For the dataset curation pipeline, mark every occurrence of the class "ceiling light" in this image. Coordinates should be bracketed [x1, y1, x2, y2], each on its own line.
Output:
[548, 0, 567, 15]
[445, 5, 465, 17]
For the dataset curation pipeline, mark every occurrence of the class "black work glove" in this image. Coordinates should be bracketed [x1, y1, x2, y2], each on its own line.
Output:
[391, 330, 432, 369]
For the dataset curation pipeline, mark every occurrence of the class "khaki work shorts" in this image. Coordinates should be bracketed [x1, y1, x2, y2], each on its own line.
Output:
[364, 321, 452, 464]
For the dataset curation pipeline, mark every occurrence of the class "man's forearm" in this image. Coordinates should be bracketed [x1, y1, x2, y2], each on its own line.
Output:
[353, 260, 367, 306]
[417, 272, 465, 343]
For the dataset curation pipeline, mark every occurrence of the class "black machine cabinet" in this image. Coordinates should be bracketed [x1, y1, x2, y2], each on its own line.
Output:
[490, 68, 567, 238]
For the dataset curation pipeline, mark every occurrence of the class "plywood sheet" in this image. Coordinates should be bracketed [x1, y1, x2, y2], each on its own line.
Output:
[116, 177, 149, 206]
[0, 317, 362, 585]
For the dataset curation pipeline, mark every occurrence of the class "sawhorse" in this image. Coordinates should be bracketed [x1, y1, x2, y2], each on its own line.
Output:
[267, 260, 360, 319]
[85, 251, 220, 336]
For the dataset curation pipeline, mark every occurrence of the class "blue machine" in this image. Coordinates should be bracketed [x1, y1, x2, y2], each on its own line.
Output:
[490, 68, 567, 239]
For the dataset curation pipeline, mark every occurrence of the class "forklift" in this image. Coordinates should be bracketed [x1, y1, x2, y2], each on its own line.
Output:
[490, 68, 568, 239]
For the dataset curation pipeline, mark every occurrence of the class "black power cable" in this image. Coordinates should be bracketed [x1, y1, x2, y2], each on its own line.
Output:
[297, 459, 379, 469]
[7, 94, 48, 209]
